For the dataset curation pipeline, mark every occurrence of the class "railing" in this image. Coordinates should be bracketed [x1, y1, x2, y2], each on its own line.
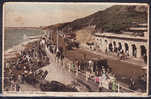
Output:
[63, 62, 139, 93]
[45, 45, 139, 93]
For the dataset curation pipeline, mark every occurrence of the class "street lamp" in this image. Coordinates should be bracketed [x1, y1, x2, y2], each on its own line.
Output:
[56, 30, 59, 52]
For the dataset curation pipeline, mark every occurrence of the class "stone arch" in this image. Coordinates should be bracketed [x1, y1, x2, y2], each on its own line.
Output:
[113, 41, 116, 47]
[109, 43, 113, 52]
[132, 44, 137, 57]
[140, 45, 147, 63]
[113, 41, 117, 52]
[118, 42, 122, 52]
[140, 45, 147, 56]
[105, 40, 108, 52]
[124, 43, 129, 53]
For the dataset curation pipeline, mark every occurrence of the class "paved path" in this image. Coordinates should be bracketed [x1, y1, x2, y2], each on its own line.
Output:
[19, 45, 138, 92]
[43, 46, 135, 92]
[41, 46, 75, 85]
[44, 46, 102, 92]
[83, 48, 147, 67]
[18, 45, 97, 92]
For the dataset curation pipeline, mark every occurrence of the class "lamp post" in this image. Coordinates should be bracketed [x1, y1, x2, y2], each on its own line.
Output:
[56, 30, 59, 51]
[49, 30, 53, 42]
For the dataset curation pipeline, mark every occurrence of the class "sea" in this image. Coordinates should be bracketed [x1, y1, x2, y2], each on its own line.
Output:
[4, 27, 44, 51]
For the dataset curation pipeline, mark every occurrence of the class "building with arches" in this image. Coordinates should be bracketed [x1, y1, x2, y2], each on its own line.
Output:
[93, 23, 148, 63]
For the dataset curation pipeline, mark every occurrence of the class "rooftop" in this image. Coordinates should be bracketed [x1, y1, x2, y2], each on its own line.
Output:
[94, 32, 148, 41]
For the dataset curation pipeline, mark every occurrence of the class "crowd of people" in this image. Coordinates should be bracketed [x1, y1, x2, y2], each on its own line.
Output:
[63, 58, 119, 92]
[94, 67, 118, 92]
[4, 38, 50, 91]
[86, 60, 119, 92]
[106, 47, 129, 60]
[107, 45, 147, 63]
[4, 31, 147, 92]
[64, 57, 147, 92]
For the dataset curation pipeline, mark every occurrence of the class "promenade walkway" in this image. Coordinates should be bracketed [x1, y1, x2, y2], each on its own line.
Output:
[85, 48, 147, 67]
[43, 45, 101, 92]
[19, 45, 144, 92]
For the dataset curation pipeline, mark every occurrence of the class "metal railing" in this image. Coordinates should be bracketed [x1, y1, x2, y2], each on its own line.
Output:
[45, 45, 139, 93]
[63, 62, 138, 93]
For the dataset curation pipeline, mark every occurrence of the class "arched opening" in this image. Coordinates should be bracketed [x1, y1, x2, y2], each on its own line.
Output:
[105, 40, 108, 53]
[118, 42, 122, 52]
[140, 45, 146, 56]
[124, 43, 129, 54]
[109, 43, 113, 52]
[113, 41, 116, 47]
[132, 44, 137, 57]
[113, 41, 117, 52]
[140, 45, 147, 63]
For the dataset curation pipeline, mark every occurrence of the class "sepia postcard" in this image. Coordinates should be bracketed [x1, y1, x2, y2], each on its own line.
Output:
[2, 2, 149, 97]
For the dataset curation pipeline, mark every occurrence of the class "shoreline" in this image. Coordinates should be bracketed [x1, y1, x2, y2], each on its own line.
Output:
[4, 36, 41, 58]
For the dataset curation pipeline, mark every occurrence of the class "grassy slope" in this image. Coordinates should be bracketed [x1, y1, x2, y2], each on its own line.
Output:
[44, 5, 147, 34]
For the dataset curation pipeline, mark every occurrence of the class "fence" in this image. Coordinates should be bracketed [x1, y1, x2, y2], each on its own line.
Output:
[45, 44, 138, 93]
[63, 61, 139, 93]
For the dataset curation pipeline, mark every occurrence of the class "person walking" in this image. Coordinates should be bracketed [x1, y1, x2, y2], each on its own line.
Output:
[10, 80, 15, 91]
[144, 54, 147, 63]
[56, 48, 60, 63]
[68, 63, 71, 72]
[95, 76, 99, 84]
[60, 54, 64, 66]
[112, 79, 117, 92]
[72, 62, 75, 72]
[22, 74, 25, 84]
[98, 76, 102, 92]
[86, 71, 89, 81]
[78, 62, 81, 72]
[129, 77, 136, 90]
[15, 82, 20, 91]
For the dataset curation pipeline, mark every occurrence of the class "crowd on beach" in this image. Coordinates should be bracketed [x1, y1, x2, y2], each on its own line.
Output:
[4, 37, 50, 91]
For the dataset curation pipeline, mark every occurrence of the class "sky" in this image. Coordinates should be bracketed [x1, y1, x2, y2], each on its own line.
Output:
[4, 2, 115, 27]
